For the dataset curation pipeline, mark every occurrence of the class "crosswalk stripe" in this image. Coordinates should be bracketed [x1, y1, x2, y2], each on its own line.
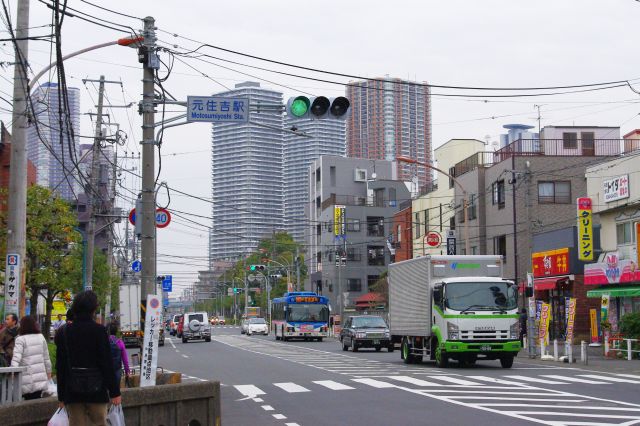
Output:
[540, 375, 611, 384]
[234, 385, 265, 398]
[425, 376, 482, 386]
[313, 380, 355, 390]
[352, 378, 397, 388]
[578, 374, 640, 384]
[466, 376, 530, 386]
[616, 374, 640, 379]
[274, 382, 311, 393]
[503, 375, 566, 384]
[388, 376, 443, 387]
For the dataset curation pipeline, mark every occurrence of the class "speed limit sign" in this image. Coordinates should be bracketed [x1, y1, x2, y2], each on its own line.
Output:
[155, 208, 171, 228]
[425, 232, 441, 247]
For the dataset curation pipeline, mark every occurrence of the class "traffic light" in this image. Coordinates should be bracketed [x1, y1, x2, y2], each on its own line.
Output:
[286, 96, 350, 120]
[233, 288, 243, 294]
[249, 265, 265, 272]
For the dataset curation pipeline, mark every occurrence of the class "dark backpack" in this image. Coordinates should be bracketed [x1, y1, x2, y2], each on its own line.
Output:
[109, 336, 122, 373]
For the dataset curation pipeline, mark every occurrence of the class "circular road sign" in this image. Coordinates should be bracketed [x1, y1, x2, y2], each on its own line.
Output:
[131, 260, 142, 273]
[128, 208, 136, 226]
[155, 208, 171, 228]
[425, 232, 442, 247]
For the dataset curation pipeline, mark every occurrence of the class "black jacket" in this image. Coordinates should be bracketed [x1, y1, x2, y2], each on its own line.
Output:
[54, 319, 121, 403]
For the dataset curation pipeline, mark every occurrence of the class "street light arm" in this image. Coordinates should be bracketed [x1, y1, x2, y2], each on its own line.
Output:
[395, 156, 467, 195]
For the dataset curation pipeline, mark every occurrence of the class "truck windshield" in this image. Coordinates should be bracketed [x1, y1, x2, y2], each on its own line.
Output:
[445, 282, 517, 311]
[288, 304, 329, 322]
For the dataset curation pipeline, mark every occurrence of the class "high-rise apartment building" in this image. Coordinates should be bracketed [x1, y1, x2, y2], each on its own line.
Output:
[27, 82, 81, 201]
[284, 115, 346, 244]
[209, 82, 284, 262]
[347, 77, 432, 189]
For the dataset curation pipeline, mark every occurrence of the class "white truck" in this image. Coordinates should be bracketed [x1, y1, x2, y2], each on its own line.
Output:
[389, 255, 521, 368]
[119, 283, 142, 348]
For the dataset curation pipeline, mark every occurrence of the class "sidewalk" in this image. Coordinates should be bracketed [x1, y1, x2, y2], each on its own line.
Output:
[516, 344, 640, 374]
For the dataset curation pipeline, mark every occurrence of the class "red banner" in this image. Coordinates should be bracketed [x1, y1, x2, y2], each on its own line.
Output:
[532, 248, 570, 278]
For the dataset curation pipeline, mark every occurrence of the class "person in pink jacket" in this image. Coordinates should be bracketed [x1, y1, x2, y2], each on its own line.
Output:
[107, 322, 130, 387]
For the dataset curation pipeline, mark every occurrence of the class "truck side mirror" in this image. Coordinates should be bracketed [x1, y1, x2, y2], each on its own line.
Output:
[433, 286, 442, 304]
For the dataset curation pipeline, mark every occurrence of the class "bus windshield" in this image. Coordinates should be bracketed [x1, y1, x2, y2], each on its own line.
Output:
[288, 304, 329, 322]
[445, 282, 518, 311]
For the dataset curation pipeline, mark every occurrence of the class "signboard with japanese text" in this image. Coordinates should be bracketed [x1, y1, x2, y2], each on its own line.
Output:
[425, 232, 441, 247]
[589, 308, 599, 343]
[538, 302, 551, 345]
[4, 254, 20, 316]
[600, 294, 610, 324]
[532, 248, 570, 278]
[186, 96, 249, 123]
[565, 298, 577, 344]
[334, 205, 346, 239]
[584, 252, 640, 285]
[140, 294, 162, 387]
[577, 197, 593, 261]
[603, 174, 629, 203]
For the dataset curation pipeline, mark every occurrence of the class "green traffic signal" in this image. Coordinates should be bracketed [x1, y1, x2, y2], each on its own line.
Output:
[289, 96, 310, 117]
[250, 265, 256, 271]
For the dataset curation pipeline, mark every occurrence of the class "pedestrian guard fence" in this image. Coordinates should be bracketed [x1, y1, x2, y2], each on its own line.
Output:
[0, 367, 26, 405]
[606, 334, 639, 361]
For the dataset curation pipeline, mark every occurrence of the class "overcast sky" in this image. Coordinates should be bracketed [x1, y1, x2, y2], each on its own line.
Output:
[1, 0, 639, 294]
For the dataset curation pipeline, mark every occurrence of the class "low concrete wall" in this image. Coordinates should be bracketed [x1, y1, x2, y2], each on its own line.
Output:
[0, 381, 221, 426]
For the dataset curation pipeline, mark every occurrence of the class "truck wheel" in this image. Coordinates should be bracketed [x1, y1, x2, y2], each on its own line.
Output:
[500, 356, 514, 368]
[182, 337, 188, 344]
[388, 344, 395, 353]
[402, 338, 414, 364]
[205, 337, 211, 342]
[317, 337, 323, 342]
[375, 346, 382, 352]
[435, 342, 449, 368]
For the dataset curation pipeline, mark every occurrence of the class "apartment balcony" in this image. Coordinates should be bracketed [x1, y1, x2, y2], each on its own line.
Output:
[320, 194, 397, 211]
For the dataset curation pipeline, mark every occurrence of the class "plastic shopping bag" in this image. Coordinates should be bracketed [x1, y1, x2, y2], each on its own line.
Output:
[43, 379, 57, 397]
[47, 408, 69, 426]
[107, 404, 126, 426]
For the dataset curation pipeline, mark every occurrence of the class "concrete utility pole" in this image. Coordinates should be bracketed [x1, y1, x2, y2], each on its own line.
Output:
[84, 76, 106, 290]
[140, 17, 157, 305]
[295, 247, 301, 291]
[5, 0, 30, 317]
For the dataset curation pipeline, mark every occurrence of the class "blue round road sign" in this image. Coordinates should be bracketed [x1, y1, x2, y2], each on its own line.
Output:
[131, 260, 142, 273]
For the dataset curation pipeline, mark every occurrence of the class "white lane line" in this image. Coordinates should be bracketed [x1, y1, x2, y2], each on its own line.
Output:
[579, 374, 640, 384]
[506, 411, 640, 420]
[181, 354, 189, 358]
[479, 404, 640, 411]
[387, 376, 443, 387]
[253, 397, 263, 402]
[352, 378, 397, 389]
[503, 375, 567, 384]
[285, 423, 301, 426]
[234, 385, 265, 398]
[169, 339, 176, 349]
[273, 382, 310, 393]
[616, 374, 640, 379]
[540, 375, 610, 384]
[425, 376, 482, 386]
[447, 396, 587, 402]
[273, 414, 287, 420]
[261, 405, 274, 411]
[313, 380, 355, 390]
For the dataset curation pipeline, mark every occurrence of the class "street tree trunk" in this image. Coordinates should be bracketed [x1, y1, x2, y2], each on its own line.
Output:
[43, 290, 57, 342]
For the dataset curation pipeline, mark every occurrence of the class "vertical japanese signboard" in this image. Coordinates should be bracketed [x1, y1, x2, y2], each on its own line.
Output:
[333, 205, 346, 239]
[140, 294, 162, 387]
[577, 197, 593, 261]
[600, 294, 610, 324]
[565, 298, 577, 344]
[4, 254, 20, 316]
[589, 308, 599, 344]
[538, 303, 551, 345]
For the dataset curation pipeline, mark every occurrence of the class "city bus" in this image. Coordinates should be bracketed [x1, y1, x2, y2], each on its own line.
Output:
[271, 292, 330, 341]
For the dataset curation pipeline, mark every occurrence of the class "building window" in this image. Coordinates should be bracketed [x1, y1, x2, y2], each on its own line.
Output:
[468, 194, 477, 220]
[347, 247, 361, 262]
[367, 246, 385, 266]
[616, 222, 636, 245]
[492, 180, 505, 208]
[347, 279, 362, 292]
[367, 275, 380, 289]
[423, 209, 429, 231]
[367, 217, 384, 236]
[449, 216, 456, 231]
[563, 132, 578, 149]
[346, 219, 361, 232]
[330, 166, 336, 186]
[77, 204, 87, 212]
[494, 235, 507, 262]
[538, 181, 571, 204]
[414, 212, 421, 238]
[396, 224, 402, 243]
[389, 188, 397, 207]
[316, 224, 321, 236]
[448, 166, 456, 189]
[316, 196, 321, 209]
[316, 168, 321, 182]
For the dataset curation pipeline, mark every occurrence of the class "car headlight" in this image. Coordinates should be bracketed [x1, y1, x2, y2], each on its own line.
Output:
[447, 322, 459, 340]
[510, 322, 519, 340]
[356, 332, 366, 339]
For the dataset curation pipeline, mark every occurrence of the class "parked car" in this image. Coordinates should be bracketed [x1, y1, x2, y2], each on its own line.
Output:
[240, 319, 249, 334]
[170, 314, 183, 336]
[181, 312, 212, 343]
[246, 317, 269, 336]
[340, 315, 393, 352]
[218, 316, 226, 325]
[210, 317, 219, 326]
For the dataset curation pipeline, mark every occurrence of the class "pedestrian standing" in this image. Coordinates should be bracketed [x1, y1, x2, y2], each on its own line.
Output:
[107, 322, 130, 387]
[519, 308, 528, 345]
[10, 316, 52, 400]
[0, 313, 19, 367]
[55, 290, 121, 425]
[53, 314, 65, 332]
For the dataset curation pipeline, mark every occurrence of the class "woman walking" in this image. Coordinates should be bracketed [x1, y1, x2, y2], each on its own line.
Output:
[55, 290, 121, 425]
[107, 322, 130, 387]
[10, 316, 52, 400]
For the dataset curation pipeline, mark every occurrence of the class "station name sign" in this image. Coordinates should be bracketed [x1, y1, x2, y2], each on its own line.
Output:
[187, 96, 249, 123]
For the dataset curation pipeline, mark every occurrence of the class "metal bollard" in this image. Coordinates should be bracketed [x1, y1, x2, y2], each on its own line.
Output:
[553, 339, 558, 361]
[540, 338, 546, 356]
[628, 339, 633, 361]
[581, 341, 588, 365]
[604, 335, 610, 357]
[568, 343, 573, 364]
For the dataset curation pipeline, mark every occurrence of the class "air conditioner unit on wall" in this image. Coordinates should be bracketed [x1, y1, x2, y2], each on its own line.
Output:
[354, 168, 367, 182]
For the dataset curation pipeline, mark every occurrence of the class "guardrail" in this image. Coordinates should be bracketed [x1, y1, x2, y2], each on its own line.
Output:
[0, 367, 26, 405]
[606, 335, 639, 360]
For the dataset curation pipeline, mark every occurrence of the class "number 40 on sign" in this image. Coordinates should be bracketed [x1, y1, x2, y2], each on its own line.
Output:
[128, 207, 171, 228]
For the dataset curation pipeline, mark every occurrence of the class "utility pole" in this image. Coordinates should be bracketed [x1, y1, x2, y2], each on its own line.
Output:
[84, 76, 106, 290]
[295, 247, 301, 291]
[524, 161, 537, 358]
[140, 17, 157, 309]
[5, 0, 30, 317]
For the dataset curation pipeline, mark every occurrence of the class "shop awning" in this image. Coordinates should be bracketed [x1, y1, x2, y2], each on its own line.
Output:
[534, 275, 573, 291]
[587, 286, 640, 298]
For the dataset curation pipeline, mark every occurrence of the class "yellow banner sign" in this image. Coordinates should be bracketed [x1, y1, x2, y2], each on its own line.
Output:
[565, 298, 577, 344]
[589, 308, 598, 344]
[577, 197, 593, 261]
[334, 205, 345, 237]
[538, 302, 551, 345]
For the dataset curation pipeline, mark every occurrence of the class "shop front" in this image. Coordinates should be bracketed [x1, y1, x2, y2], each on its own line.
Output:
[584, 252, 640, 332]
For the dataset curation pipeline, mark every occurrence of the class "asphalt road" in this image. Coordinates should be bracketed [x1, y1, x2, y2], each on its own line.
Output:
[157, 327, 640, 426]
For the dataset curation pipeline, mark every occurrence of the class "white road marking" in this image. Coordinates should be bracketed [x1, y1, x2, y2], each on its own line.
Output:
[273, 414, 286, 420]
[447, 396, 587, 402]
[261, 405, 274, 411]
[352, 378, 396, 389]
[466, 376, 530, 386]
[285, 423, 301, 426]
[388, 376, 443, 387]
[480, 404, 640, 411]
[181, 354, 189, 358]
[253, 397, 263, 402]
[234, 385, 265, 398]
[616, 374, 640, 379]
[579, 374, 640, 384]
[503, 375, 567, 384]
[425, 376, 482, 386]
[313, 380, 355, 390]
[506, 411, 640, 420]
[169, 339, 176, 349]
[540, 375, 610, 384]
[273, 382, 310, 393]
